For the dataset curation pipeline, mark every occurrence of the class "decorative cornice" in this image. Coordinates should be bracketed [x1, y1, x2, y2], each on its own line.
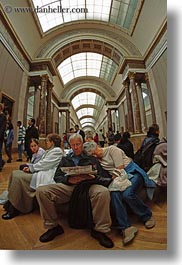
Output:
[35, 27, 141, 59]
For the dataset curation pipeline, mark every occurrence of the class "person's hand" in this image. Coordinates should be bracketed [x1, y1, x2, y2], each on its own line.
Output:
[23, 167, 30, 173]
[68, 174, 95, 184]
[112, 174, 116, 180]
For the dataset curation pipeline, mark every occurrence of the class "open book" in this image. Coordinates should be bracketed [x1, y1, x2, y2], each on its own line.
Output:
[60, 165, 97, 176]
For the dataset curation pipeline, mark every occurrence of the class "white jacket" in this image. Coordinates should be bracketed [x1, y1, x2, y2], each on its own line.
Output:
[29, 147, 63, 189]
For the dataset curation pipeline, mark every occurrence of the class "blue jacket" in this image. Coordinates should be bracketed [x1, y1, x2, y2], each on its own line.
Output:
[125, 160, 156, 200]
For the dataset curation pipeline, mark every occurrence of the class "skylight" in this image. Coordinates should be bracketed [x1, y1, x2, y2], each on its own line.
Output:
[58, 52, 117, 84]
[71, 92, 105, 129]
[32, 0, 140, 32]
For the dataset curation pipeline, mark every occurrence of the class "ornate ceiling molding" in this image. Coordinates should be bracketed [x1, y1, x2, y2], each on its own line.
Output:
[60, 77, 116, 101]
[35, 25, 141, 59]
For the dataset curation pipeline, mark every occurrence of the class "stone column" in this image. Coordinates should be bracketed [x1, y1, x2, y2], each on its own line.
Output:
[128, 72, 142, 133]
[39, 74, 48, 135]
[124, 80, 134, 133]
[107, 108, 112, 130]
[145, 73, 156, 124]
[23, 77, 31, 125]
[66, 110, 70, 132]
[33, 85, 41, 125]
[136, 81, 147, 132]
[46, 82, 53, 134]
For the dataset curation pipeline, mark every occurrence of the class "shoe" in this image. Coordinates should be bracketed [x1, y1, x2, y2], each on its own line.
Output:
[2, 160, 5, 167]
[122, 226, 138, 245]
[2, 210, 19, 220]
[16, 159, 22, 162]
[145, 216, 156, 229]
[39, 225, 64, 242]
[91, 229, 114, 248]
[7, 159, 11, 163]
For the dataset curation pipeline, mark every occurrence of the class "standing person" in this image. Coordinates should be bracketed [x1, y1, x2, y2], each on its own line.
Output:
[84, 142, 156, 244]
[107, 127, 115, 146]
[63, 132, 68, 149]
[35, 133, 114, 248]
[25, 118, 39, 161]
[0, 103, 7, 171]
[2, 134, 63, 220]
[98, 129, 105, 147]
[75, 124, 85, 142]
[93, 132, 99, 144]
[4, 121, 14, 163]
[85, 131, 94, 142]
[16, 120, 26, 162]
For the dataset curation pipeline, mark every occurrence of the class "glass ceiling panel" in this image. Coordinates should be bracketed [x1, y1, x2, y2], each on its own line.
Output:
[71, 91, 105, 128]
[32, 0, 139, 32]
[58, 52, 117, 84]
[81, 122, 95, 128]
[80, 118, 95, 124]
[76, 108, 94, 119]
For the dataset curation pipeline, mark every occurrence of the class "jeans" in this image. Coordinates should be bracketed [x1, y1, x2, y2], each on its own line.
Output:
[18, 143, 25, 159]
[110, 174, 152, 230]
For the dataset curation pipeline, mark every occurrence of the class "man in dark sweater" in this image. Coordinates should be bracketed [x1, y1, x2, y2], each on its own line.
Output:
[24, 118, 39, 161]
[36, 133, 114, 248]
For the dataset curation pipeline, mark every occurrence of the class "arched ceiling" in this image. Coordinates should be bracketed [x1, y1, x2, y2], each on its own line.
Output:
[29, 1, 144, 131]
[4, 0, 145, 131]
[71, 91, 105, 130]
[31, 0, 144, 35]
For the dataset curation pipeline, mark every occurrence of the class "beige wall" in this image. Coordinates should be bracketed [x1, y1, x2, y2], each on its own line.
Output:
[149, 49, 167, 137]
[0, 41, 26, 146]
[132, 0, 167, 56]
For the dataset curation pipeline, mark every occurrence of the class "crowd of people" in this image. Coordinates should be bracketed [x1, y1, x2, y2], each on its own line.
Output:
[0, 105, 167, 249]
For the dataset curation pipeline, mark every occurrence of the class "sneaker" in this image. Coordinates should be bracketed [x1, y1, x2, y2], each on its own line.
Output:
[145, 216, 156, 229]
[91, 229, 114, 248]
[16, 159, 22, 162]
[39, 225, 64, 242]
[122, 226, 138, 245]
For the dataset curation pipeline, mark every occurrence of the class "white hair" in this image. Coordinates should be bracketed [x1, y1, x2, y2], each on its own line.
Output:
[69, 133, 83, 143]
[83, 141, 97, 155]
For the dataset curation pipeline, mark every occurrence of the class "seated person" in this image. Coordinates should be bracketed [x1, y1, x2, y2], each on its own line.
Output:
[134, 124, 160, 172]
[19, 138, 45, 170]
[0, 138, 45, 204]
[83, 142, 156, 245]
[117, 132, 134, 159]
[35, 133, 114, 248]
[2, 133, 63, 220]
[147, 138, 167, 187]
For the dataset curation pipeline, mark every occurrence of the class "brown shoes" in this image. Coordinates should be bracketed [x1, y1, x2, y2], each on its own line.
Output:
[145, 216, 156, 229]
[122, 226, 138, 245]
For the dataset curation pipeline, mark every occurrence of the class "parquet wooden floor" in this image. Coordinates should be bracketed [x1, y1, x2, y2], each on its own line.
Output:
[0, 154, 167, 250]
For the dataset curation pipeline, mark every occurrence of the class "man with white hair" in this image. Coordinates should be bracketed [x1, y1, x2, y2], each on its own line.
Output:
[36, 133, 114, 248]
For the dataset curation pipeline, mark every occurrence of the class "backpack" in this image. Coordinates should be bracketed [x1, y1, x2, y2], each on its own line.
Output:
[134, 138, 159, 172]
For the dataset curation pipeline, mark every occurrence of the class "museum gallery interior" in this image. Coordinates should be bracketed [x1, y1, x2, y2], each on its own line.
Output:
[0, 0, 167, 250]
